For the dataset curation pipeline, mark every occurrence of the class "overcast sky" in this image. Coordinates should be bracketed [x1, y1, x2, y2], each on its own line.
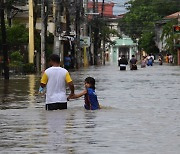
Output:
[98, 0, 129, 15]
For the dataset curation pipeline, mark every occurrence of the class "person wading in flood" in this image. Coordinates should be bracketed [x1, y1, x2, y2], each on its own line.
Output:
[119, 55, 128, 70]
[68, 77, 100, 110]
[39, 54, 75, 110]
[130, 55, 137, 70]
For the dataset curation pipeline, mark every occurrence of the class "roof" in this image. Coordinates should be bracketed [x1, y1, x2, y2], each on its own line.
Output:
[156, 11, 180, 26]
[114, 37, 136, 47]
[164, 11, 180, 19]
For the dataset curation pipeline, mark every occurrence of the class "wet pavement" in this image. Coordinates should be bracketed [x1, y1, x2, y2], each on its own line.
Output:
[0, 63, 180, 154]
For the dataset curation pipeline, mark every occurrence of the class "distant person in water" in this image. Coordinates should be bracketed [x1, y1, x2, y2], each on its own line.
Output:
[130, 55, 137, 70]
[147, 54, 153, 66]
[68, 77, 100, 110]
[141, 56, 147, 68]
[119, 55, 128, 70]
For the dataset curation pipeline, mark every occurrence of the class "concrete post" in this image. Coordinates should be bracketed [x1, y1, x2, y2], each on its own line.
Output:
[29, 0, 34, 64]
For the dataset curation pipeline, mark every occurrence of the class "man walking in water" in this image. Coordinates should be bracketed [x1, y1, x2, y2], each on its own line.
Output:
[39, 54, 74, 110]
[119, 55, 128, 70]
[130, 55, 137, 70]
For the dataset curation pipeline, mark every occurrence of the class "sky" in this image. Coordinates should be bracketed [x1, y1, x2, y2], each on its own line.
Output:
[98, 0, 130, 15]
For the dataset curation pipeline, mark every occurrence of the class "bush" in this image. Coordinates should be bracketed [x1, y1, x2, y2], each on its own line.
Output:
[23, 63, 35, 74]
[10, 51, 23, 63]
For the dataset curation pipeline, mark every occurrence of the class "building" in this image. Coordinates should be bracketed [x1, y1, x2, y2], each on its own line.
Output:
[155, 11, 180, 64]
[87, 1, 115, 18]
[110, 36, 137, 64]
[106, 14, 137, 64]
[155, 11, 180, 53]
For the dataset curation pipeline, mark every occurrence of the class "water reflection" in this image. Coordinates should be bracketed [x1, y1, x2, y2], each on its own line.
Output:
[1, 80, 9, 107]
[45, 111, 68, 152]
[28, 75, 36, 108]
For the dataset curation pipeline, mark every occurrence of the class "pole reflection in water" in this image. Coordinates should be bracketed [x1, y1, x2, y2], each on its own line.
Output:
[1, 80, 9, 109]
[28, 75, 36, 107]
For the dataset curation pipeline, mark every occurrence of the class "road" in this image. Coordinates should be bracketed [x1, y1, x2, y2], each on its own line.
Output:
[0, 63, 180, 154]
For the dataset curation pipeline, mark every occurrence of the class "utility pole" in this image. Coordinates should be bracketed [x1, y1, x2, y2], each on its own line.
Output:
[53, 0, 61, 56]
[0, 0, 9, 79]
[177, 14, 180, 65]
[41, 0, 48, 73]
[93, 0, 99, 65]
[101, 0, 105, 65]
[75, 0, 82, 68]
[83, 0, 89, 67]
[29, 0, 35, 64]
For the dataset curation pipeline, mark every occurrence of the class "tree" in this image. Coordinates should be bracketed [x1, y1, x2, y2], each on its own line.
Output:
[139, 31, 159, 54]
[0, 0, 9, 79]
[161, 19, 178, 55]
[6, 24, 28, 47]
[119, 0, 180, 54]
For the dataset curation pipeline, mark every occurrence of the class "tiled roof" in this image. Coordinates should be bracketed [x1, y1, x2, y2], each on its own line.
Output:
[164, 11, 180, 19]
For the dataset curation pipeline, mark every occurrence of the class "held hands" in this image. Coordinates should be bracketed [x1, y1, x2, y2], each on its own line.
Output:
[67, 93, 76, 100]
[67, 90, 87, 100]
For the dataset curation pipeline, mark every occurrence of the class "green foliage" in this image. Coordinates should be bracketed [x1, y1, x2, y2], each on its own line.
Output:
[90, 18, 120, 45]
[9, 50, 23, 68]
[10, 50, 23, 62]
[119, 0, 180, 54]
[23, 63, 35, 74]
[139, 32, 159, 54]
[6, 24, 28, 46]
[161, 19, 178, 54]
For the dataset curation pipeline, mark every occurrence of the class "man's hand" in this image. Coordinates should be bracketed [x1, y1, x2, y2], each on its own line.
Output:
[67, 93, 75, 100]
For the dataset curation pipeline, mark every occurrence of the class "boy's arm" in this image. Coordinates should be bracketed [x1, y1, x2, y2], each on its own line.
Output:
[69, 90, 87, 99]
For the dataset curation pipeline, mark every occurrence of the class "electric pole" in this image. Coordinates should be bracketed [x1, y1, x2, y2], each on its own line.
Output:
[75, 0, 82, 68]
[53, 0, 61, 56]
[82, 0, 89, 67]
[41, 0, 48, 73]
[102, 0, 105, 65]
[93, 0, 99, 65]
[0, 0, 9, 79]
[29, 0, 35, 64]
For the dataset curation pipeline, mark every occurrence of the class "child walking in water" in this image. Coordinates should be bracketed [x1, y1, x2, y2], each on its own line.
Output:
[69, 77, 100, 110]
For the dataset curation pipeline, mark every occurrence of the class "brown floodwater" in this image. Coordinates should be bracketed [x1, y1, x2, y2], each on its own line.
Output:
[0, 63, 180, 153]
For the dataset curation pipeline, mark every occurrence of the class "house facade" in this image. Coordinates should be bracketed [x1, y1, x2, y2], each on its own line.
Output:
[87, 1, 114, 17]
[155, 11, 180, 65]
[110, 36, 137, 64]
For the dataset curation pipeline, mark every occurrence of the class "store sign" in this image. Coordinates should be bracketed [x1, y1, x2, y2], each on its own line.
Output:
[80, 36, 90, 47]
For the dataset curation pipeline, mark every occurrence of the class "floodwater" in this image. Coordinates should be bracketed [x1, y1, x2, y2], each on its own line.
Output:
[0, 63, 180, 154]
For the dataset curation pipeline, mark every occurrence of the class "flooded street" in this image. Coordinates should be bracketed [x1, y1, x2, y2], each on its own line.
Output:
[0, 63, 180, 154]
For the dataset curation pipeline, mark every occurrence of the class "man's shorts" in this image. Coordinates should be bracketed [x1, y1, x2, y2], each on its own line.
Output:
[46, 102, 67, 110]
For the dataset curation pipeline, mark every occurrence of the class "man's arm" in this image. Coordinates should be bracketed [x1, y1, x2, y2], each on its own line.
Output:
[39, 72, 47, 93]
[40, 83, 46, 88]
[67, 81, 74, 96]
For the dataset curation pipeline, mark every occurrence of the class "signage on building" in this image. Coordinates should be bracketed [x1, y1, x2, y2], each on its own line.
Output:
[80, 36, 90, 47]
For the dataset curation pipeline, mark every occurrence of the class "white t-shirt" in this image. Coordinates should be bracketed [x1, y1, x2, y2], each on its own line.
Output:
[41, 67, 72, 104]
